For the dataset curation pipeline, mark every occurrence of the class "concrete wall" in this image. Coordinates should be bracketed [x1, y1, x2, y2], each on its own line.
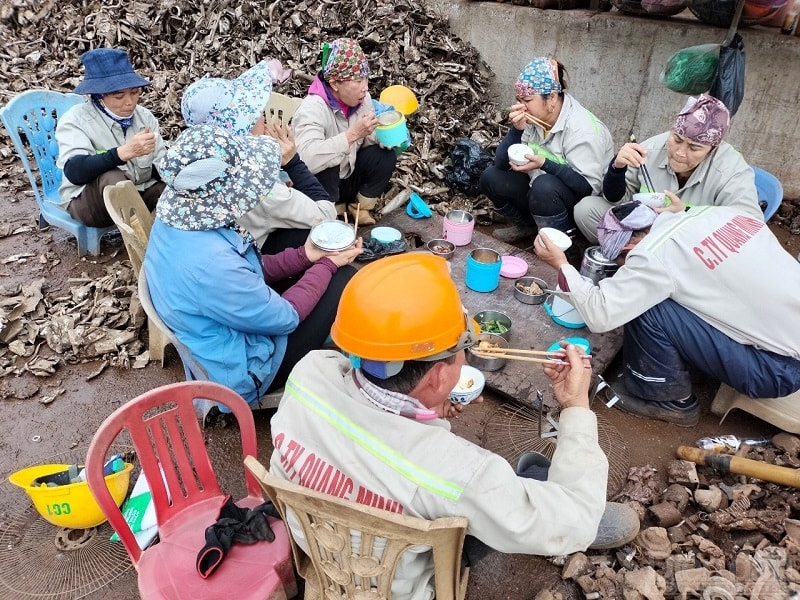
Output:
[431, 2, 800, 198]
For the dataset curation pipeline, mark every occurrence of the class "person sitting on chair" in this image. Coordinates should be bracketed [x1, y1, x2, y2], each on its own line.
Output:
[181, 60, 337, 255]
[292, 38, 398, 225]
[574, 94, 761, 244]
[535, 199, 800, 427]
[269, 254, 639, 600]
[56, 48, 166, 227]
[143, 124, 362, 409]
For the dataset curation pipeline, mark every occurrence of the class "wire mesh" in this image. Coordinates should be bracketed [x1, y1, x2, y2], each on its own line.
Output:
[482, 404, 631, 499]
[0, 446, 135, 600]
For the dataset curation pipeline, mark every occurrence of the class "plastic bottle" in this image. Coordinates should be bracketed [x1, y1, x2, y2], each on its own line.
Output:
[782, 0, 800, 35]
[696, 435, 772, 452]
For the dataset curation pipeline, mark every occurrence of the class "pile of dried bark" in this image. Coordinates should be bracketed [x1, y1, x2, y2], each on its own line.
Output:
[544, 435, 800, 599]
[0, 0, 502, 213]
[0, 258, 148, 400]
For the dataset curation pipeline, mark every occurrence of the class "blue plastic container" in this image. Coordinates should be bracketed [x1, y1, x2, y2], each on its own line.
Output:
[406, 192, 432, 219]
[465, 248, 502, 293]
[375, 110, 410, 148]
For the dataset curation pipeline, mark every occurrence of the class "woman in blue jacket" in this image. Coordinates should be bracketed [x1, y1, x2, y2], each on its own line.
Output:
[143, 124, 362, 408]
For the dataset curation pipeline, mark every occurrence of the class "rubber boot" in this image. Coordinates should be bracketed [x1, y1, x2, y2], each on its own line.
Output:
[515, 450, 640, 549]
[349, 193, 378, 227]
[589, 502, 641, 550]
[531, 210, 571, 233]
[492, 203, 537, 243]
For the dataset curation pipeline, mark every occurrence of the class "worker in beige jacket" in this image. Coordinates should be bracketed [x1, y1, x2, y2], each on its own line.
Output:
[292, 38, 397, 226]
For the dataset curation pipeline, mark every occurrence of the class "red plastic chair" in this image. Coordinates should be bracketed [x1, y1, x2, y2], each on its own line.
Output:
[85, 381, 297, 599]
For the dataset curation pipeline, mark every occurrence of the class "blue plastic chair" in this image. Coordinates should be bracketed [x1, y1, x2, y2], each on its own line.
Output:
[0, 90, 115, 256]
[752, 166, 783, 222]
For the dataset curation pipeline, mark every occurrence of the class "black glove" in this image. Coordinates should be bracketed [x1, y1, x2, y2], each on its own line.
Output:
[196, 495, 281, 578]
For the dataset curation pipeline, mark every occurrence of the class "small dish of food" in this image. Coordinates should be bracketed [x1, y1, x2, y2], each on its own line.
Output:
[472, 310, 512, 341]
[513, 276, 548, 305]
[467, 334, 508, 371]
[449, 365, 486, 405]
[426, 239, 455, 260]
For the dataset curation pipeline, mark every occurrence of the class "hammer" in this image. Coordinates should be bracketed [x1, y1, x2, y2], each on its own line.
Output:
[677, 445, 800, 489]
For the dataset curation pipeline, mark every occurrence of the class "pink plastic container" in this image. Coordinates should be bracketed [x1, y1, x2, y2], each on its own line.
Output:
[443, 210, 475, 246]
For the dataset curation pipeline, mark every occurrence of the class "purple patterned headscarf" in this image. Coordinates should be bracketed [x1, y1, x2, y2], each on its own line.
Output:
[321, 38, 370, 83]
[672, 94, 730, 147]
[597, 201, 658, 261]
[514, 57, 561, 98]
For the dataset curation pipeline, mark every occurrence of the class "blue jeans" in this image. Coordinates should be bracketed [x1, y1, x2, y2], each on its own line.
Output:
[624, 299, 800, 402]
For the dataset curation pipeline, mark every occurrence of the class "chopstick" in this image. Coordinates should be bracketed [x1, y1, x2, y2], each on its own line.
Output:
[628, 131, 656, 193]
[353, 201, 360, 233]
[476, 347, 587, 358]
[472, 351, 568, 365]
[473, 346, 564, 356]
[525, 113, 552, 131]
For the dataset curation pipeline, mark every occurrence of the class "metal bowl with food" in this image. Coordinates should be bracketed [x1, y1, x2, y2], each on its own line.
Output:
[513, 276, 548, 305]
[467, 333, 507, 372]
[426, 239, 455, 260]
[472, 310, 512, 341]
[309, 220, 356, 251]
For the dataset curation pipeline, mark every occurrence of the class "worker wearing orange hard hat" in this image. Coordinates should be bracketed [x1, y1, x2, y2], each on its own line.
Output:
[269, 253, 638, 600]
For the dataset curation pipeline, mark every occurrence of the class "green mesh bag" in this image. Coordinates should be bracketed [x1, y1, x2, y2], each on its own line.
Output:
[660, 43, 720, 95]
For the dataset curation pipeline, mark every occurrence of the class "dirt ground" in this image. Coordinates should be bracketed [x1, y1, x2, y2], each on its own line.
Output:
[1, 186, 799, 599]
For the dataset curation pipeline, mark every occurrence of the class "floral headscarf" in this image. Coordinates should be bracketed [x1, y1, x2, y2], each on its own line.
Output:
[598, 201, 659, 261]
[181, 61, 276, 136]
[514, 57, 562, 98]
[672, 94, 730, 147]
[156, 124, 281, 231]
[321, 38, 370, 83]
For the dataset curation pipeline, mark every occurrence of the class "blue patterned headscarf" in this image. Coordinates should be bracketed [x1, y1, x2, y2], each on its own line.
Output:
[515, 57, 562, 98]
[156, 124, 281, 231]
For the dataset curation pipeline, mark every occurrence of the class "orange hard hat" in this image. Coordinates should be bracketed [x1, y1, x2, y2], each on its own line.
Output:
[331, 254, 476, 362]
[379, 85, 419, 116]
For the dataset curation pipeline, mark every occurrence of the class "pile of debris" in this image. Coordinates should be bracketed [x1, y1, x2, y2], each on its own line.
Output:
[0, 258, 149, 400]
[0, 0, 503, 217]
[543, 434, 800, 599]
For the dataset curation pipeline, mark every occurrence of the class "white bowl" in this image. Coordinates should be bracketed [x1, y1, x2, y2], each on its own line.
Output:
[632, 192, 667, 208]
[538, 227, 572, 251]
[508, 143, 534, 166]
[449, 365, 486, 405]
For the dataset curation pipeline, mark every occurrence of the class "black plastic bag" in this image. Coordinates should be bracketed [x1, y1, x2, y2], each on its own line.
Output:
[710, 33, 745, 117]
[443, 138, 493, 197]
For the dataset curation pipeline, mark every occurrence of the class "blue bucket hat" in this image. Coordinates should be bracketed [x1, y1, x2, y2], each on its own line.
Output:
[73, 48, 151, 95]
[156, 124, 281, 231]
[181, 61, 273, 136]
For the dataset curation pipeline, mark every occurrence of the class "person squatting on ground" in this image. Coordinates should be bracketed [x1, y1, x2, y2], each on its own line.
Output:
[180, 60, 337, 255]
[574, 93, 761, 244]
[269, 254, 639, 600]
[479, 56, 614, 243]
[56, 47, 166, 227]
[535, 199, 800, 427]
[143, 124, 362, 409]
[292, 38, 397, 226]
